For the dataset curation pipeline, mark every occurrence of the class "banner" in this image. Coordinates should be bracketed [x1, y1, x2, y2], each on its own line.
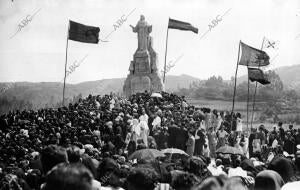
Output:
[69, 20, 100, 44]
[168, 18, 198, 34]
[239, 42, 270, 67]
[248, 67, 270, 85]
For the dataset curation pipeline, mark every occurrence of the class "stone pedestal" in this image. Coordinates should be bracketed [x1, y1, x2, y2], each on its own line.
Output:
[123, 49, 164, 97]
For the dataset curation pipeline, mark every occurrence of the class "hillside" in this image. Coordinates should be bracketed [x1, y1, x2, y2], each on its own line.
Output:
[1, 64, 299, 110]
[0, 74, 199, 108]
[238, 64, 300, 90]
[273, 64, 300, 90]
[164, 74, 200, 91]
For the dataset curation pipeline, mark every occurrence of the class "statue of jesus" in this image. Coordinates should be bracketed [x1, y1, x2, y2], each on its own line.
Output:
[130, 15, 152, 52]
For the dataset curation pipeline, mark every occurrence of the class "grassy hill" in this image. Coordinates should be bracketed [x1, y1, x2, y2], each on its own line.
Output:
[1, 64, 299, 110]
[238, 64, 300, 91]
[0, 74, 199, 109]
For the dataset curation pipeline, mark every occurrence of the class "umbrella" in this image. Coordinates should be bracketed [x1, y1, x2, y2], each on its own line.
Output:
[161, 148, 189, 157]
[192, 156, 205, 162]
[216, 145, 243, 155]
[151, 93, 163, 98]
[19, 120, 30, 124]
[128, 149, 165, 161]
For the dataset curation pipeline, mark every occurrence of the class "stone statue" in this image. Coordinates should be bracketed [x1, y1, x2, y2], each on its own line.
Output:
[130, 15, 152, 52]
[148, 36, 158, 73]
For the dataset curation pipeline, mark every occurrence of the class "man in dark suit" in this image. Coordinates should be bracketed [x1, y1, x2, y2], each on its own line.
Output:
[176, 124, 188, 151]
[167, 124, 179, 148]
[194, 127, 206, 156]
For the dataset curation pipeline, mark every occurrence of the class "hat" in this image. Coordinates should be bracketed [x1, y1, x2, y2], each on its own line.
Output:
[106, 121, 113, 126]
[31, 151, 39, 159]
[157, 109, 162, 115]
[255, 170, 284, 190]
[84, 144, 94, 150]
[268, 156, 295, 183]
[115, 116, 122, 122]
[283, 151, 294, 158]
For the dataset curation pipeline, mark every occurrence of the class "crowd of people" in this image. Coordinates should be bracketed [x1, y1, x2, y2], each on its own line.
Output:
[0, 91, 299, 190]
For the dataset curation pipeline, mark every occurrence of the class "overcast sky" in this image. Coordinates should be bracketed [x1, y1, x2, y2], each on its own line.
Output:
[0, 0, 299, 83]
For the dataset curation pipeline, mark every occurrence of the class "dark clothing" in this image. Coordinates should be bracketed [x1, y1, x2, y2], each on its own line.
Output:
[80, 134, 92, 144]
[194, 130, 205, 156]
[279, 128, 285, 143]
[176, 128, 188, 151]
[148, 116, 154, 136]
[29, 159, 43, 174]
[167, 126, 179, 148]
[283, 137, 295, 154]
[249, 132, 264, 158]
[127, 140, 136, 157]
[231, 118, 237, 131]
[114, 125, 122, 136]
[295, 134, 300, 150]
[268, 156, 295, 183]
[156, 131, 168, 150]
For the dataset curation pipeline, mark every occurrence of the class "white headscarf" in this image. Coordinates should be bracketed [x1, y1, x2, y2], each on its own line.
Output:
[132, 119, 141, 136]
[138, 121, 149, 146]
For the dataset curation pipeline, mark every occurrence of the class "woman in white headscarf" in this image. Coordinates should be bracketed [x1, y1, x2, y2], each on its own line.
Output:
[138, 121, 149, 147]
[131, 119, 141, 144]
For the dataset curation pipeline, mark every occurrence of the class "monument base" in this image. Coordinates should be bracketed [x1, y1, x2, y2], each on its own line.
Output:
[123, 72, 164, 97]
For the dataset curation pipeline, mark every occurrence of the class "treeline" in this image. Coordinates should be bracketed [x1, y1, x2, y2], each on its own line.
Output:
[0, 70, 299, 120]
[175, 70, 300, 123]
[175, 70, 299, 103]
[0, 96, 34, 114]
[0, 94, 83, 115]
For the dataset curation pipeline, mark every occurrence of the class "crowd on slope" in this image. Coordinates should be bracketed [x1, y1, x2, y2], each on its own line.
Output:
[0, 91, 300, 190]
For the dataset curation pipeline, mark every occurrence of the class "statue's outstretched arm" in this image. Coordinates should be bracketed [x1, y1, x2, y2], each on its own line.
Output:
[130, 25, 137, 32]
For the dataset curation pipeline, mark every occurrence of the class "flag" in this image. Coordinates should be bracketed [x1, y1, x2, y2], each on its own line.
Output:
[263, 38, 277, 49]
[168, 18, 198, 34]
[239, 42, 270, 67]
[248, 67, 270, 85]
[68, 20, 100, 44]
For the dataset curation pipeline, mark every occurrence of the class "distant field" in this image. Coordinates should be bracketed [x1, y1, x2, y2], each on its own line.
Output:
[187, 98, 247, 111]
[186, 98, 264, 113]
[187, 98, 300, 129]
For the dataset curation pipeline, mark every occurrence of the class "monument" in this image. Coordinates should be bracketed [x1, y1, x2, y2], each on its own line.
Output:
[123, 15, 164, 97]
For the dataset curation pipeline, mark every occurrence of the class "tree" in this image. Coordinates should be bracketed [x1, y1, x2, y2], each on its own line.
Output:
[236, 81, 249, 101]
[258, 70, 284, 101]
[285, 90, 299, 103]
[256, 71, 284, 121]
[261, 70, 283, 92]
[205, 76, 224, 88]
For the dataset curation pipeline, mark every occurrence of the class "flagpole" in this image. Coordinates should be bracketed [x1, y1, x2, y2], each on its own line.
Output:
[231, 41, 241, 131]
[247, 68, 250, 131]
[163, 22, 169, 83]
[250, 36, 265, 128]
[62, 21, 70, 106]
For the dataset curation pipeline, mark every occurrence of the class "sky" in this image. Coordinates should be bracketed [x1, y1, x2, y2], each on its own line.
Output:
[0, 0, 299, 84]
